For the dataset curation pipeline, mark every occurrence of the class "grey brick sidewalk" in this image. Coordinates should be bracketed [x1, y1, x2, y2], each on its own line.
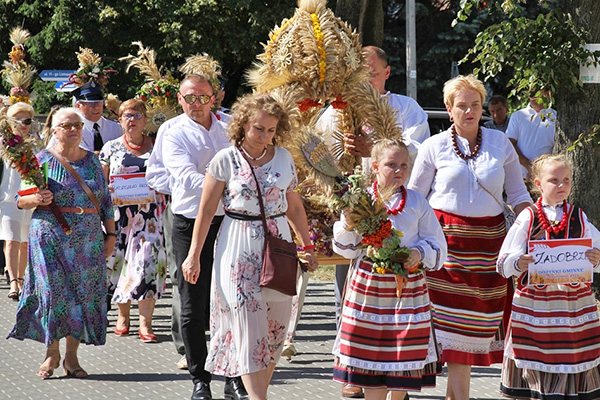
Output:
[0, 279, 503, 399]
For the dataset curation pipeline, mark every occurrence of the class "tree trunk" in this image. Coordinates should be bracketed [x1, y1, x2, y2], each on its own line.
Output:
[553, 0, 600, 295]
[335, 0, 384, 46]
[553, 0, 600, 224]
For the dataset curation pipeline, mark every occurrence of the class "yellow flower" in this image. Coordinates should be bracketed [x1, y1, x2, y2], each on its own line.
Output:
[310, 13, 326, 83]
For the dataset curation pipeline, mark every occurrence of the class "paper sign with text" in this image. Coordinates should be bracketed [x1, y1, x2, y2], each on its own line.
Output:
[528, 238, 593, 285]
[110, 173, 156, 206]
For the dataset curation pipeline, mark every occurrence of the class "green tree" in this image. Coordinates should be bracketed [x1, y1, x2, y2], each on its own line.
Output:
[0, 0, 295, 111]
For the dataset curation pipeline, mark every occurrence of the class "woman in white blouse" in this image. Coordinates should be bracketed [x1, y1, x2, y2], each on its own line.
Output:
[1, 102, 36, 300]
[408, 75, 531, 400]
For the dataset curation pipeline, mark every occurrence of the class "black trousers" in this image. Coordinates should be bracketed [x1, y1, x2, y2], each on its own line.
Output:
[172, 213, 223, 384]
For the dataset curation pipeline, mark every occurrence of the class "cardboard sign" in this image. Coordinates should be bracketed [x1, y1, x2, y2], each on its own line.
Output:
[528, 238, 593, 285]
[110, 173, 155, 206]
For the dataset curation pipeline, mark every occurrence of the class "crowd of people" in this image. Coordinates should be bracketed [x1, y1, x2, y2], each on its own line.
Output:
[2, 43, 599, 400]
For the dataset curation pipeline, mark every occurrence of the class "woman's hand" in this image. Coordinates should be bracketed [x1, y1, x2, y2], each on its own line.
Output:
[405, 248, 422, 272]
[517, 254, 535, 272]
[35, 189, 54, 207]
[586, 248, 600, 266]
[104, 235, 116, 259]
[300, 249, 319, 272]
[182, 254, 201, 284]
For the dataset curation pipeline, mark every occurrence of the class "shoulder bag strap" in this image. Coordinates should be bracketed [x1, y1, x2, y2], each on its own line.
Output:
[467, 161, 507, 210]
[237, 148, 270, 244]
[47, 148, 101, 214]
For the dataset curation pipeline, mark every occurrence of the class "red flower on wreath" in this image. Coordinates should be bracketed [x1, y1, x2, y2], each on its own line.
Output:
[331, 96, 347, 110]
[297, 98, 321, 112]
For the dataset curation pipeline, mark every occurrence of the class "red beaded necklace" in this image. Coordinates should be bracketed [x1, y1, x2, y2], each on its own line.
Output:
[372, 181, 407, 216]
[451, 125, 482, 161]
[536, 197, 569, 235]
[124, 134, 144, 150]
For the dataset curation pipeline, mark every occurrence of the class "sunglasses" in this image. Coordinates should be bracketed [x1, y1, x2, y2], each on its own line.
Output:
[57, 122, 84, 130]
[16, 118, 33, 126]
[180, 93, 212, 105]
[122, 113, 144, 120]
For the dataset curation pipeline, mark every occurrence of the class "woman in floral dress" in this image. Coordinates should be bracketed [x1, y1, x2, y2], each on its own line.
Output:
[8, 107, 115, 379]
[181, 94, 318, 400]
[100, 99, 167, 343]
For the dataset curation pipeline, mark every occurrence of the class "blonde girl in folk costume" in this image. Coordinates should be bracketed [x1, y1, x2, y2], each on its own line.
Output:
[497, 154, 600, 399]
[332, 139, 447, 400]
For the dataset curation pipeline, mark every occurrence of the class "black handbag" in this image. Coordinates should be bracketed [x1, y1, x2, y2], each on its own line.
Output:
[240, 147, 301, 296]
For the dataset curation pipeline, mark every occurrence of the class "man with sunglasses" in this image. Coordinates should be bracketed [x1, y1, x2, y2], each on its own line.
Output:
[72, 81, 122, 153]
[160, 74, 247, 400]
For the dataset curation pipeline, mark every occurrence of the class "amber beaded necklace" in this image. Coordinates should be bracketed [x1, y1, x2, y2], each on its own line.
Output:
[451, 125, 482, 161]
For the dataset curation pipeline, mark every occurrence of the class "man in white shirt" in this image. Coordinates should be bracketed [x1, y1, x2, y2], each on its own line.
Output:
[505, 90, 556, 180]
[343, 45, 430, 162]
[146, 113, 186, 368]
[161, 74, 247, 400]
[71, 81, 122, 152]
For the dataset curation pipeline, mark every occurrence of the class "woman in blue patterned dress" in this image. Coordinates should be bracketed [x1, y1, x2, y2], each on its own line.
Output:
[7, 107, 115, 379]
[100, 99, 167, 343]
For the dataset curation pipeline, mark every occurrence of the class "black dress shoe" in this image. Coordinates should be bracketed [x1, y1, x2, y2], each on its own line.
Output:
[224, 376, 250, 400]
[191, 381, 212, 400]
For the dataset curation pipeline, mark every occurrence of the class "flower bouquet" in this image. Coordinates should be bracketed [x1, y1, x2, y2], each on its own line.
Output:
[328, 172, 412, 297]
[67, 48, 117, 88]
[0, 115, 71, 234]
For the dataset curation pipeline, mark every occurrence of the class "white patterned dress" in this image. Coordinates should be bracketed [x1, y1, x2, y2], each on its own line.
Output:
[205, 146, 299, 377]
[99, 138, 167, 303]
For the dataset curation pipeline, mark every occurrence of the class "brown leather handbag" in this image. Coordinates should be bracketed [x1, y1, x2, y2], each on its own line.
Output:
[241, 148, 303, 296]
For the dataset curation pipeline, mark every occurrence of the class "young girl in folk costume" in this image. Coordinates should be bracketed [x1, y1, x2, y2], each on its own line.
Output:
[332, 139, 447, 400]
[497, 154, 600, 399]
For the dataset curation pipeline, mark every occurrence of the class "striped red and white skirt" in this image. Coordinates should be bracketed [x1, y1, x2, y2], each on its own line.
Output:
[427, 210, 512, 366]
[332, 258, 440, 391]
[500, 282, 600, 399]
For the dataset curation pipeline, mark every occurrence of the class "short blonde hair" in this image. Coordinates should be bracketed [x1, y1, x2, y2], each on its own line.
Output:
[443, 74, 487, 108]
[7, 102, 34, 119]
[228, 93, 290, 147]
[532, 153, 571, 181]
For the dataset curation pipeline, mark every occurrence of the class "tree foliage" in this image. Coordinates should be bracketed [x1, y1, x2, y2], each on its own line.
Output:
[457, 0, 600, 105]
[0, 0, 295, 112]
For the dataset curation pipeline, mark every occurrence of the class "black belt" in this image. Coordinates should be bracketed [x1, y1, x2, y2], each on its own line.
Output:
[225, 211, 286, 221]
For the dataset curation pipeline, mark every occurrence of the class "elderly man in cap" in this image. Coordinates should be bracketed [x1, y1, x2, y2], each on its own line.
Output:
[71, 81, 122, 153]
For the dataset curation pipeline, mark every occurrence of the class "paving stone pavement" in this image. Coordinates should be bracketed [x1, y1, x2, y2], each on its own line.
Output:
[0, 278, 504, 399]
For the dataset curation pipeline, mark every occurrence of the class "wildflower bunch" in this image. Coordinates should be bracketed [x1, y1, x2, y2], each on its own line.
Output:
[0, 116, 45, 189]
[68, 48, 117, 87]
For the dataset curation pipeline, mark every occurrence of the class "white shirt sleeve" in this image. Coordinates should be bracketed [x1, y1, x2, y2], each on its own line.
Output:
[413, 195, 447, 271]
[163, 131, 204, 194]
[497, 207, 533, 278]
[332, 216, 363, 260]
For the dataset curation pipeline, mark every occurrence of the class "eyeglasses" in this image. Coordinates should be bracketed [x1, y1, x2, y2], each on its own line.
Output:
[57, 122, 84, 130]
[16, 118, 33, 126]
[179, 93, 212, 105]
[122, 113, 144, 120]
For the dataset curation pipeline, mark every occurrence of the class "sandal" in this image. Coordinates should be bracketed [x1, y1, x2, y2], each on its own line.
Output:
[63, 360, 88, 378]
[7, 279, 19, 300]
